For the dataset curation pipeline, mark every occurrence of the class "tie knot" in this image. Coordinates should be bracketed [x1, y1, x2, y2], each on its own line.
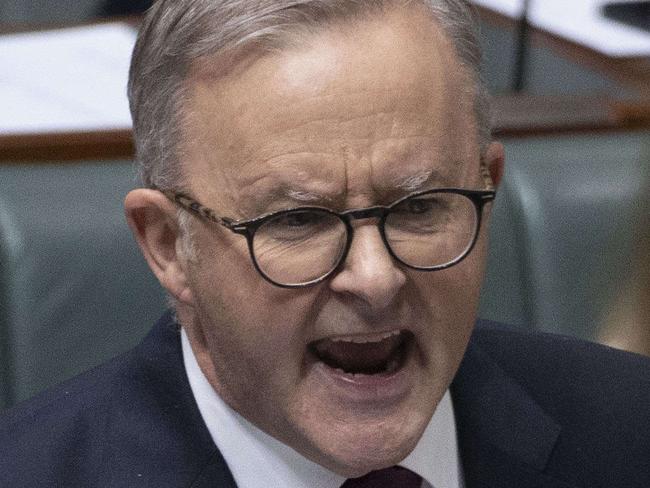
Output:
[341, 466, 422, 488]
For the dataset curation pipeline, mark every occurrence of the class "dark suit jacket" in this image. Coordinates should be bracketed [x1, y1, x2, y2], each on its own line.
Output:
[1, 311, 648, 487]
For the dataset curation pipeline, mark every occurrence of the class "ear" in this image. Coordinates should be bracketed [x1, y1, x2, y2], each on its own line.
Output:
[484, 141, 505, 188]
[124, 189, 194, 305]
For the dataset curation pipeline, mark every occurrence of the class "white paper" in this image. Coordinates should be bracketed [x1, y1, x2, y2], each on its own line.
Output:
[472, 0, 650, 57]
[0, 23, 137, 135]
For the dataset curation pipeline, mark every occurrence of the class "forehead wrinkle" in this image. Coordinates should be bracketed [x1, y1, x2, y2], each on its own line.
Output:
[234, 149, 341, 185]
[260, 85, 432, 141]
[236, 173, 344, 216]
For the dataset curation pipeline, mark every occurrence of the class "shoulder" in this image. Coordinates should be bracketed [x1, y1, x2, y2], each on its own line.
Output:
[471, 319, 650, 403]
[467, 320, 650, 483]
[0, 346, 138, 485]
[0, 312, 217, 487]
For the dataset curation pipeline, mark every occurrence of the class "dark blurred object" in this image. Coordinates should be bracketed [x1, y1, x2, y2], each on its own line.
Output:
[98, 0, 153, 17]
[512, 0, 531, 92]
[598, 144, 650, 358]
[602, 1, 650, 33]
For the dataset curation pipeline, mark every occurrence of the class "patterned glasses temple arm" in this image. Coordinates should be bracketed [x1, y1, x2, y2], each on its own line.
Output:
[155, 188, 238, 228]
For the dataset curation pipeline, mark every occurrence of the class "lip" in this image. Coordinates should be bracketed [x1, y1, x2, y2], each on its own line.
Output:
[310, 328, 404, 344]
[308, 340, 415, 408]
[319, 329, 404, 344]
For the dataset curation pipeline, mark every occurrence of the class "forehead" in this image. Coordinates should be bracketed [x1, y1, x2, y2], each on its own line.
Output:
[182, 6, 478, 211]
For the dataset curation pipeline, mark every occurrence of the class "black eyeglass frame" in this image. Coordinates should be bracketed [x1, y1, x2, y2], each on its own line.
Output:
[158, 187, 496, 288]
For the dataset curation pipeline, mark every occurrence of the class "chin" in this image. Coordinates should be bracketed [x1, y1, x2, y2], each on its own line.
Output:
[325, 435, 420, 477]
[299, 405, 429, 477]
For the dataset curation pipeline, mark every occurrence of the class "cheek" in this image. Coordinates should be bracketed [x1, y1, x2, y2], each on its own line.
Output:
[195, 292, 299, 414]
[413, 254, 483, 319]
[442, 255, 485, 350]
[410, 252, 483, 367]
[189, 249, 321, 404]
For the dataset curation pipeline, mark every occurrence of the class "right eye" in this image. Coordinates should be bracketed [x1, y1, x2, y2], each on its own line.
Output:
[273, 211, 326, 229]
[262, 210, 334, 241]
[405, 196, 446, 214]
[387, 194, 450, 234]
[391, 196, 445, 219]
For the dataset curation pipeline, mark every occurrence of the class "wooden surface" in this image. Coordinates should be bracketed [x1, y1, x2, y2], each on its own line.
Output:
[492, 95, 650, 136]
[0, 129, 134, 162]
[1, 8, 649, 162]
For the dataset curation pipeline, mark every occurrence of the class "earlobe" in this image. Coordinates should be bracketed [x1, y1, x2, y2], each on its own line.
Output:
[124, 189, 194, 305]
[484, 141, 505, 189]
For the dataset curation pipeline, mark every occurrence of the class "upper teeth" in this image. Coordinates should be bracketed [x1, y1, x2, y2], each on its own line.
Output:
[328, 330, 402, 344]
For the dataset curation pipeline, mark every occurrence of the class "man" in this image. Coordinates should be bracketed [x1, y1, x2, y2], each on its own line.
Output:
[1, 1, 648, 487]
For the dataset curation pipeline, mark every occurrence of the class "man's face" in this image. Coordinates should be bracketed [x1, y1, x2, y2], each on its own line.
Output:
[179, 7, 494, 477]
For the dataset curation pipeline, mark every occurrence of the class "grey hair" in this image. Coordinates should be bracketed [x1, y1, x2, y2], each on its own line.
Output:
[128, 0, 490, 190]
[176, 208, 200, 261]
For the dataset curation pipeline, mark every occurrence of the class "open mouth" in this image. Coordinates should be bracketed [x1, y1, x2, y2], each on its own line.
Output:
[308, 330, 414, 376]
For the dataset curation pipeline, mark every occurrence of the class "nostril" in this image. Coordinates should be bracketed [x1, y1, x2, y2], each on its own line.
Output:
[328, 261, 406, 305]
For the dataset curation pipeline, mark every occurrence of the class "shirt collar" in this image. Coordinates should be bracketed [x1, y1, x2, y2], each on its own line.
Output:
[181, 328, 463, 488]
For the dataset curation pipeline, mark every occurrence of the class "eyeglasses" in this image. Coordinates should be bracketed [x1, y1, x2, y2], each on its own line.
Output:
[158, 187, 495, 288]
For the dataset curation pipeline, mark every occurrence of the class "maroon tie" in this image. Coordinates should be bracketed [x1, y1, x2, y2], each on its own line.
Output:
[341, 466, 423, 488]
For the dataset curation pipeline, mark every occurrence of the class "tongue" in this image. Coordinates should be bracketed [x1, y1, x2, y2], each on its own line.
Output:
[314, 335, 402, 374]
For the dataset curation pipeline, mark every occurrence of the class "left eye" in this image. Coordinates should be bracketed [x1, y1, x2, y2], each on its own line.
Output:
[260, 210, 333, 241]
[281, 212, 325, 228]
[406, 198, 435, 214]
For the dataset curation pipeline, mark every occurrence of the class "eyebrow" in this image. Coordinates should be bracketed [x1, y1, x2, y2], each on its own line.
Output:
[243, 165, 457, 216]
[285, 188, 334, 204]
[244, 185, 337, 216]
[391, 167, 455, 192]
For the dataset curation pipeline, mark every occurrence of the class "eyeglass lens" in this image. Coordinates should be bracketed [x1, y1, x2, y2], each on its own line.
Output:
[252, 209, 348, 285]
[251, 192, 478, 286]
[385, 192, 476, 269]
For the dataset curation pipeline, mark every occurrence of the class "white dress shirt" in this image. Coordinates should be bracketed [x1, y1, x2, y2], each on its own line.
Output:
[181, 329, 464, 488]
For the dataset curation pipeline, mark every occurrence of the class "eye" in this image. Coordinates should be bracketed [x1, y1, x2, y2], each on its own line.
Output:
[260, 209, 339, 242]
[386, 194, 453, 234]
[278, 211, 325, 228]
[405, 198, 436, 214]
[395, 196, 444, 216]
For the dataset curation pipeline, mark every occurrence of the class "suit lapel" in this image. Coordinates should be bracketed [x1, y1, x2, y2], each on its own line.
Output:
[103, 311, 239, 487]
[451, 333, 578, 488]
[189, 450, 239, 488]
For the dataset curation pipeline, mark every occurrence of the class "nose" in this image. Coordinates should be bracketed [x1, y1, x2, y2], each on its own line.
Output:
[329, 222, 407, 311]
